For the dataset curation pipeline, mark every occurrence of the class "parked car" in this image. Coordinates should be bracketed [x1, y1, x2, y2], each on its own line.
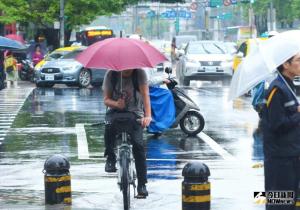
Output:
[176, 40, 233, 86]
[34, 47, 106, 88]
[34, 46, 83, 71]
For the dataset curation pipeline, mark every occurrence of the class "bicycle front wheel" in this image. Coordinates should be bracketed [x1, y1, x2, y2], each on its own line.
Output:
[120, 150, 130, 210]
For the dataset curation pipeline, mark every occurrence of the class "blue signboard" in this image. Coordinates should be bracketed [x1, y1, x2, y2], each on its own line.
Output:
[160, 10, 192, 19]
[147, 10, 156, 18]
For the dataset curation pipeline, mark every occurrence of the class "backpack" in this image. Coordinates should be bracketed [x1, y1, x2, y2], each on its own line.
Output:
[252, 81, 266, 114]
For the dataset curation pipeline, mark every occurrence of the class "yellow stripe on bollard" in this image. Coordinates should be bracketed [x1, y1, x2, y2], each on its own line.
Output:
[45, 175, 71, 183]
[189, 183, 210, 191]
[63, 197, 72, 204]
[182, 195, 211, 203]
[56, 186, 71, 193]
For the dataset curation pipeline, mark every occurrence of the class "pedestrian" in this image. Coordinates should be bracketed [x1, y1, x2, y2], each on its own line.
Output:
[3, 50, 18, 88]
[31, 44, 44, 66]
[262, 52, 300, 210]
[102, 69, 151, 197]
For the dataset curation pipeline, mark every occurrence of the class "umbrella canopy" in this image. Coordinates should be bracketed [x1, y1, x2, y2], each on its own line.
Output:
[76, 37, 168, 71]
[229, 30, 300, 100]
[0, 36, 26, 50]
[5, 34, 25, 44]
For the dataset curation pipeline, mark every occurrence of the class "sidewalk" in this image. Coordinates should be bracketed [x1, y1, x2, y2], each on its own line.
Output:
[0, 81, 34, 145]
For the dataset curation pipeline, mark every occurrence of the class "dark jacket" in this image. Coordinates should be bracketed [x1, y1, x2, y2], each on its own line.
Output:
[262, 75, 300, 157]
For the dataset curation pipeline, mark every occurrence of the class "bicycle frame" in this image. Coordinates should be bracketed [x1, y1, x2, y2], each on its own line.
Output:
[117, 132, 137, 210]
[117, 133, 136, 187]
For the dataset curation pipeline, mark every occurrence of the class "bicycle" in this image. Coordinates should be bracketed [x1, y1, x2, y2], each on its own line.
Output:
[108, 111, 142, 210]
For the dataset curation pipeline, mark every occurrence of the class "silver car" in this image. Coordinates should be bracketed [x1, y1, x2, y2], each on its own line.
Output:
[176, 41, 233, 86]
[35, 47, 106, 88]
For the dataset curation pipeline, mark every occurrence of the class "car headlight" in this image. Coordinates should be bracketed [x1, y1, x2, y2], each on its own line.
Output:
[221, 61, 233, 67]
[187, 57, 199, 64]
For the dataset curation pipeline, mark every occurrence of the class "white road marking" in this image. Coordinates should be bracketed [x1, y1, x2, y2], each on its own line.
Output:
[75, 124, 90, 159]
[198, 132, 236, 161]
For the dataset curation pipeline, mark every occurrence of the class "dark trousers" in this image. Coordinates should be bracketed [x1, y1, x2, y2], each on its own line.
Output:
[104, 122, 147, 185]
[264, 156, 300, 210]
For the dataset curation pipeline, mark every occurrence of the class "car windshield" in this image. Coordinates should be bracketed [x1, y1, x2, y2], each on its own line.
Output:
[176, 36, 197, 48]
[188, 43, 226, 54]
[61, 50, 84, 59]
[46, 51, 70, 61]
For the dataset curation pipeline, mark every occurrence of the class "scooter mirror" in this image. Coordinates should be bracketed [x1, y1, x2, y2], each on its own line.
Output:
[165, 67, 172, 74]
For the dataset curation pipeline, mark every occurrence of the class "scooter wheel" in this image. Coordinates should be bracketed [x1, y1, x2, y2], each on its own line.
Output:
[180, 111, 205, 136]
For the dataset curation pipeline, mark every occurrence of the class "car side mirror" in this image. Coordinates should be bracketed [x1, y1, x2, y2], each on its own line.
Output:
[165, 67, 172, 74]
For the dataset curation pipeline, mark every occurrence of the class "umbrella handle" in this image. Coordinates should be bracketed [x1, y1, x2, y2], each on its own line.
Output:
[277, 71, 299, 103]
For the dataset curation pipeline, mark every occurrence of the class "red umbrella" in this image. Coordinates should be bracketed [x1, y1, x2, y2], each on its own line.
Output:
[5, 34, 25, 44]
[76, 38, 167, 71]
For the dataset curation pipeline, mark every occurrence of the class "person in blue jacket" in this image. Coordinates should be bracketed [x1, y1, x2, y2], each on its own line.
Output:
[145, 67, 176, 138]
[262, 52, 300, 210]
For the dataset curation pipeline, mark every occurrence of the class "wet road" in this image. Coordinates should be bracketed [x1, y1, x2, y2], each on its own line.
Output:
[0, 81, 264, 210]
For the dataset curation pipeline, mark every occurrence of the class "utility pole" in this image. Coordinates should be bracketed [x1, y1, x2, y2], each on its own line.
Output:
[156, 2, 160, 39]
[249, 1, 254, 38]
[59, 0, 65, 47]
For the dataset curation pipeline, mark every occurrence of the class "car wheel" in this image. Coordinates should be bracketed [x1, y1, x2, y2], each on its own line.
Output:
[78, 69, 91, 88]
[91, 82, 102, 88]
[222, 77, 231, 86]
[66, 82, 77, 87]
[183, 77, 190, 86]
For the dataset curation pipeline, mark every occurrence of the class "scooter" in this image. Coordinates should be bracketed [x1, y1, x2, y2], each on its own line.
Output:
[18, 59, 34, 82]
[164, 67, 205, 136]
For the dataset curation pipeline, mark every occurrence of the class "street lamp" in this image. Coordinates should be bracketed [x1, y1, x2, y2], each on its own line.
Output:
[60, 0, 65, 47]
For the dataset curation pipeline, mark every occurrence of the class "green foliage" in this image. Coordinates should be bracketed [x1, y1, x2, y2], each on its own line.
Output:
[0, 0, 139, 29]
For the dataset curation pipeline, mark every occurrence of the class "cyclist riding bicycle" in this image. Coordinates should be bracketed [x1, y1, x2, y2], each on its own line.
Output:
[103, 68, 152, 197]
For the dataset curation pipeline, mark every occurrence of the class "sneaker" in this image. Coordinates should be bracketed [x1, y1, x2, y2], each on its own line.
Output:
[105, 158, 116, 172]
[137, 184, 148, 197]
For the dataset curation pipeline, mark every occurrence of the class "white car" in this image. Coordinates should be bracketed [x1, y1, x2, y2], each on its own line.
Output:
[176, 41, 233, 86]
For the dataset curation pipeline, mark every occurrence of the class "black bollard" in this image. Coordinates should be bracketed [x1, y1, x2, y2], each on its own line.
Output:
[182, 162, 211, 210]
[43, 154, 72, 205]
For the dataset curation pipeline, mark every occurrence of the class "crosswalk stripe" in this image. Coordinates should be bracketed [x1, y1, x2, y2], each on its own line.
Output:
[0, 87, 34, 144]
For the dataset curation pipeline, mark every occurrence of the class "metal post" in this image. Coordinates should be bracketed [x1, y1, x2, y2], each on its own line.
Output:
[175, 2, 179, 35]
[249, 3, 254, 38]
[270, 0, 273, 31]
[59, 0, 65, 47]
[157, 2, 160, 39]
[182, 162, 211, 210]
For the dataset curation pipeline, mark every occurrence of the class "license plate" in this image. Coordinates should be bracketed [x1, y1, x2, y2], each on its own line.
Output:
[204, 67, 217, 72]
[45, 74, 54, 81]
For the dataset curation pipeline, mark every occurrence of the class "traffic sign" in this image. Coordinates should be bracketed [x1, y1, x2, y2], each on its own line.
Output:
[223, 0, 231, 6]
[190, 2, 198, 11]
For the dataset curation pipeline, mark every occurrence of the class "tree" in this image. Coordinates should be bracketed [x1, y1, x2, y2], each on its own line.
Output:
[0, 0, 139, 46]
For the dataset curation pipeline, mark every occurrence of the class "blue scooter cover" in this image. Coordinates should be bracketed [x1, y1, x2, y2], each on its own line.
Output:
[148, 86, 175, 133]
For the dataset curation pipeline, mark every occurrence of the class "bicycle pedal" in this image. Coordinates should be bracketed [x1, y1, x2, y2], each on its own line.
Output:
[135, 195, 147, 199]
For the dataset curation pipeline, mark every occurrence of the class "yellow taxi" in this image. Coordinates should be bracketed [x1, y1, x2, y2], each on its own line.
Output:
[232, 37, 268, 72]
[34, 46, 83, 70]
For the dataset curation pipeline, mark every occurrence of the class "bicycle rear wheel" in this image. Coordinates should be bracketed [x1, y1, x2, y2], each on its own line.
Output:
[120, 150, 130, 210]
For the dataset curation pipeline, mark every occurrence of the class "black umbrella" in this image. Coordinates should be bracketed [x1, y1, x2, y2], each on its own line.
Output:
[0, 36, 26, 50]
